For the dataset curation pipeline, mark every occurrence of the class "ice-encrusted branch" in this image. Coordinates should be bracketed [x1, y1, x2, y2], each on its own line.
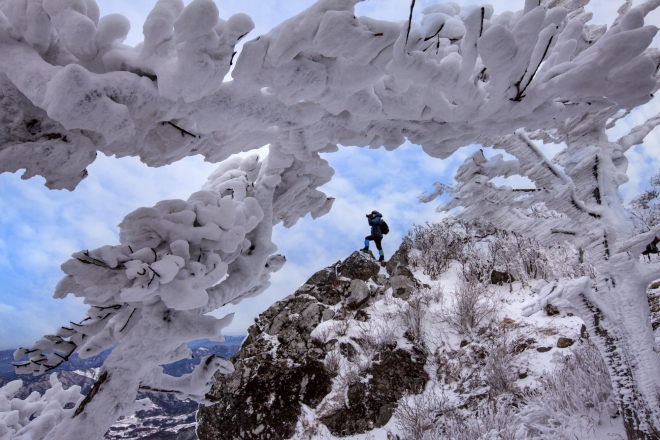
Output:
[0, 373, 85, 440]
[5, 143, 334, 440]
[2, 0, 659, 189]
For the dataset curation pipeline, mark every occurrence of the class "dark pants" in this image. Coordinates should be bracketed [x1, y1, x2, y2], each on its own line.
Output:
[365, 235, 382, 250]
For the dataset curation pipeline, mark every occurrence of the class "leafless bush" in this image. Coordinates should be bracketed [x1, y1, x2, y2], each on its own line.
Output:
[342, 362, 361, 385]
[324, 349, 342, 375]
[394, 391, 450, 440]
[521, 340, 618, 439]
[313, 323, 333, 343]
[408, 220, 476, 279]
[536, 243, 597, 280]
[439, 400, 526, 440]
[401, 291, 430, 347]
[484, 332, 517, 397]
[376, 321, 399, 348]
[355, 320, 399, 367]
[457, 244, 493, 284]
[441, 279, 499, 335]
[332, 319, 350, 337]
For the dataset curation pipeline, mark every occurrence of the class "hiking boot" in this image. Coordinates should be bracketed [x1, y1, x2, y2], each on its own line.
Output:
[379, 255, 385, 262]
[361, 247, 369, 253]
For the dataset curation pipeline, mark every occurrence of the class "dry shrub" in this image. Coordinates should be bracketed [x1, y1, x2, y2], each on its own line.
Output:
[521, 340, 618, 439]
[408, 220, 475, 279]
[440, 400, 526, 440]
[333, 319, 349, 337]
[401, 291, 429, 346]
[393, 391, 449, 440]
[484, 332, 517, 397]
[441, 279, 499, 336]
[324, 349, 342, 375]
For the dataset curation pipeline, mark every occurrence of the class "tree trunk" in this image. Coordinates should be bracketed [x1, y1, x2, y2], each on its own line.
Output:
[576, 259, 660, 439]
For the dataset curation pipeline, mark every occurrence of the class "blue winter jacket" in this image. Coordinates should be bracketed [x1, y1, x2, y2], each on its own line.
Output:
[368, 212, 383, 237]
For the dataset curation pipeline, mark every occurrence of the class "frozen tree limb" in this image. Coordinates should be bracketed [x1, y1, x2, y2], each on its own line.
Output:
[3, 0, 660, 438]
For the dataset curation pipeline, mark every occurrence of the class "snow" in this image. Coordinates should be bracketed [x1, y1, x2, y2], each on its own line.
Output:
[2, 0, 660, 437]
[293, 254, 627, 439]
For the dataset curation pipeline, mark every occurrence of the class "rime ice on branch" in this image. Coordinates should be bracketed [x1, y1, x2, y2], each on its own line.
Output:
[3, 0, 660, 438]
[427, 84, 660, 439]
[8, 146, 333, 440]
[1, 0, 658, 188]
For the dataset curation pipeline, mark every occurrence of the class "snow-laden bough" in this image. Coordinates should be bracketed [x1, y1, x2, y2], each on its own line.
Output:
[2, 0, 660, 438]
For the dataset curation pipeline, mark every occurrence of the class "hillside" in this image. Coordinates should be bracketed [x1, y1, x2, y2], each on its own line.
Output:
[196, 221, 659, 439]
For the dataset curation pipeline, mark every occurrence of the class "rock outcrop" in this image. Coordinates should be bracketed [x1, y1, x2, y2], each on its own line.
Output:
[197, 247, 426, 439]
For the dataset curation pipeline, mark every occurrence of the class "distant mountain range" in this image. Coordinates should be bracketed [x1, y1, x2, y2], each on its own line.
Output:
[0, 336, 245, 379]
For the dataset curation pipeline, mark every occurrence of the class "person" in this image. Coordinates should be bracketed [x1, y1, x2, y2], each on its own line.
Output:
[362, 210, 385, 262]
[642, 236, 660, 261]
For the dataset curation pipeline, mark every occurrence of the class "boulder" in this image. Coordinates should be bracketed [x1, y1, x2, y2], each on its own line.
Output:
[346, 279, 370, 309]
[386, 243, 414, 278]
[557, 337, 574, 348]
[390, 275, 416, 300]
[544, 303, 560, 316]
[338, 251, 380, 281]
[491, 270, 515, 285]
[319, 349, 428, 436]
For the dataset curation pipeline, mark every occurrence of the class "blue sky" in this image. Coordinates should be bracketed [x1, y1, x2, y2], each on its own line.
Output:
[1, 0, 660, 349]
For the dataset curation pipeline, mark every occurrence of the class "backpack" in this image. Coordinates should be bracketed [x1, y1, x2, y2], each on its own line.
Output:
[380, 220, 389, 235]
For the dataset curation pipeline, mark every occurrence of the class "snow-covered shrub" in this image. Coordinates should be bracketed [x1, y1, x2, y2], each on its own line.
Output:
[521, 341, 619, 439]
[629, 171, 660, 235]
[356, 320, 398, 352]
[441, 278, 499, 336]
[401, 291, 431, 347]
[324, 349, 342, 376]
[483, 332, 518, 397]
[536, 243, 596, 280]
[439, 400, 527, 440]
[332, 319, 350, 337]
[408, 220, 475, 279]
[393, 391, 450, 440]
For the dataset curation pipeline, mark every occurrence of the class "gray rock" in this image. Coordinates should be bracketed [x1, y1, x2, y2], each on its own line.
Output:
[322, 308, 335, 321]
[544, 303, 560, 316]
[347, 279, 370, 308]
[320, 349, 428, 436]
[390, 275, 415, 300]
[557, 337, 574, 348]
[386, 242, 414, 278]
[339, 251, 380, 281]
[491, 270, 515, 285]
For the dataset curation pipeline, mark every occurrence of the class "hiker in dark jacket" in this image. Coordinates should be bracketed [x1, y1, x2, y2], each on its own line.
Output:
[362, 210, 385, 262]
[642, 236, 660, 260]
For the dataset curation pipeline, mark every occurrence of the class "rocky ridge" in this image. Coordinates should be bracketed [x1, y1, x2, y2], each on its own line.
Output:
[197, 245, 428, 439]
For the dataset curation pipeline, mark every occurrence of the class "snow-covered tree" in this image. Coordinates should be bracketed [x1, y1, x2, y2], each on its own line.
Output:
[2, 0, 660, 438]
[427, 45, 660, 440]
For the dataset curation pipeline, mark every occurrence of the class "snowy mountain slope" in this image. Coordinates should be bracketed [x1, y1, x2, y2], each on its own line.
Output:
[197, 222, 647, 439]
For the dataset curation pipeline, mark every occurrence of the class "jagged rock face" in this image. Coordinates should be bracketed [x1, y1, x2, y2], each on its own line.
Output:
[197, 248, 425, 439]
[320, 348, 428, 436]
